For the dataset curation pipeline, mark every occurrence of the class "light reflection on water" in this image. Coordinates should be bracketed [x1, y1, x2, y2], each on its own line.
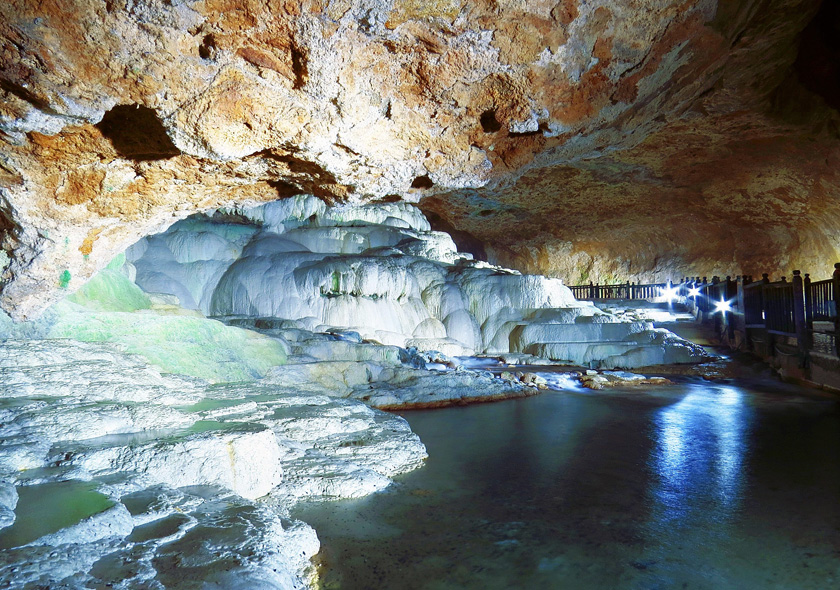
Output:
[638, 385, 753, 587]
[651, 385, 748, 529]
[294, 381, 840, 590]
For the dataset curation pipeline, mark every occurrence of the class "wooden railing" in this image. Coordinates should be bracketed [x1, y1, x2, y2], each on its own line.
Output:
[569, 263, 840, 363]
[690, 265, 840, 361]
[808, 278, 834, 321]
[761, 280, 795, 335]
[569, 281, 669, 301]
[743, 280, 765, 327]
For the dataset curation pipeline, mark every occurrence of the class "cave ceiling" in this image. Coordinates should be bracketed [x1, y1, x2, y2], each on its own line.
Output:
[1, 0, 839, 317]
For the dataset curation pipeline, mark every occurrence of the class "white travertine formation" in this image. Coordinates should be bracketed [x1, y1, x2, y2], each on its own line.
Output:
[128, 196, 707, 368]
[0, 337, 428, 588]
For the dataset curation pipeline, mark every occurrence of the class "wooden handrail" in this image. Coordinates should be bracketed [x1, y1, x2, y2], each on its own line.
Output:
[569, 265, 840, 360]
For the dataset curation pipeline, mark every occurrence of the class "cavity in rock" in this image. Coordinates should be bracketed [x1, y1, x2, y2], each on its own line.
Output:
[95, 105, 180, 161]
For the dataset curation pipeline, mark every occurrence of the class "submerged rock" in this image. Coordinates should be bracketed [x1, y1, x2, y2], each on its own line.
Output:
[579, 371, 674, 390]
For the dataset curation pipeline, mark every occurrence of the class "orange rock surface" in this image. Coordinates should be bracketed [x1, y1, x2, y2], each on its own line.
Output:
[0, 0, 837, 316]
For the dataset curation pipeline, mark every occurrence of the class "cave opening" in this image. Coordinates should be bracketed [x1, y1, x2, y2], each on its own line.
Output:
[479, 109, 502, 133]
[95, 105, 181, 161]
[411, 174, 434, 189]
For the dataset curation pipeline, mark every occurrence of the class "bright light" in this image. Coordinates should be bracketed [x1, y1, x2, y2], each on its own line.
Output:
[688, 287, 701, 297]
[715, 299, 731, 313]
[659, 285, 680, 303]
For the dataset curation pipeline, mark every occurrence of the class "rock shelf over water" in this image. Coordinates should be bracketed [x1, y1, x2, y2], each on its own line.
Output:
[0, 339, 426, 588]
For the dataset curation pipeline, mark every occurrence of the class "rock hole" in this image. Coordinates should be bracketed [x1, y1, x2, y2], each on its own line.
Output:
[291, 44, 308, 90]
[480, 109, 502, 133]
[371, 194, 403, 204]
[198, 34, 216, 60]
[411, 175, 434, 189]
[267, 179, 304, 199]
[95, 105, 181, 161]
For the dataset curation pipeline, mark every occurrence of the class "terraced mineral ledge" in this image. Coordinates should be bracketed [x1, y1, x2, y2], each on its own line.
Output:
[0, 201, 707, 587]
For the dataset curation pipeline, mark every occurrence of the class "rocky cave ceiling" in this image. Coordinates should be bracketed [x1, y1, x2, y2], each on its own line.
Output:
[1, 0, 839, 318]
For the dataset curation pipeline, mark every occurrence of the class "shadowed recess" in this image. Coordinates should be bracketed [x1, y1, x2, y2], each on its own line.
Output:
[480, 109, 502, 133]
[411, 175, 434, 189]
[423, 210, 487, 261]
[95, 105, 181, 161]
[795, 0, 840, 111]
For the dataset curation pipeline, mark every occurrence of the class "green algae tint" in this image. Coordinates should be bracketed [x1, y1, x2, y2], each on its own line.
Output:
[66, 268, 151, 312]
[181, 394, 278, 413]
[187, 420, 257, 434]
[59, 269, 71, 288]
[47, 313, 287, 383]
[0, 481, 114, 549]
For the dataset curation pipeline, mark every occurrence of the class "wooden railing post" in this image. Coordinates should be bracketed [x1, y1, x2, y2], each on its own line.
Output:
[725, 276, 735, 340]
[804, 273, 813, 330]
[833, 263, 840, 357]
[792, 270, 808, 366]
[736, 275, 747, 348]
[589, 281, 595, 300]
[803, 272, 815, 357]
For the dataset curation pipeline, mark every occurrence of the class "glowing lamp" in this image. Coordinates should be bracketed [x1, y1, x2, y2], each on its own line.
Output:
[688, 287, 700, 297]
[714, 299, 731, 314]
[660, 285, 680, 303]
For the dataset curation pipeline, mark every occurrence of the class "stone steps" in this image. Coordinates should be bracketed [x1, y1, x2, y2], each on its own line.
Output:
[523, 341, 665, 368]
[512, 320, 651, 346]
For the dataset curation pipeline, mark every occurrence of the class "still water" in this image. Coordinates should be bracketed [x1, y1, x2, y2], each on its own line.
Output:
[294, 378, 840, 589]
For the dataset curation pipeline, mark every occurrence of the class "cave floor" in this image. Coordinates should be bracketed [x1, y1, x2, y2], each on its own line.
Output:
[293, 372, 840, 590]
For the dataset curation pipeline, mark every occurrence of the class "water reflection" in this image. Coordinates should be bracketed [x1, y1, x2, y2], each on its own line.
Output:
[296, 382, 840, 589]
[646, 385, 751, 578]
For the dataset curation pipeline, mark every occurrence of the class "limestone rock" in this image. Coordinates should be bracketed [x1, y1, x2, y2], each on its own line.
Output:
[0, 334, 427, 588]
[579, 370, 673, 390]
[1, 0, 834, 316]
[0, 481, 17, 530]
[59, 425, 285, 501]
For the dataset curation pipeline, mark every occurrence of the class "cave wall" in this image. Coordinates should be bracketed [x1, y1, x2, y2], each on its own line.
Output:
[0, 0, 835, 317]
[422, 92, 840, 284]
[420, 0, 840, 284]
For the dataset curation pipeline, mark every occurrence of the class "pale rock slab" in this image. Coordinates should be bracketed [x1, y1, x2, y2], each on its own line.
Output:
[0, 334, 427, 589]
[60, 425, 284, 501]
[128, 198, 708, 369]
